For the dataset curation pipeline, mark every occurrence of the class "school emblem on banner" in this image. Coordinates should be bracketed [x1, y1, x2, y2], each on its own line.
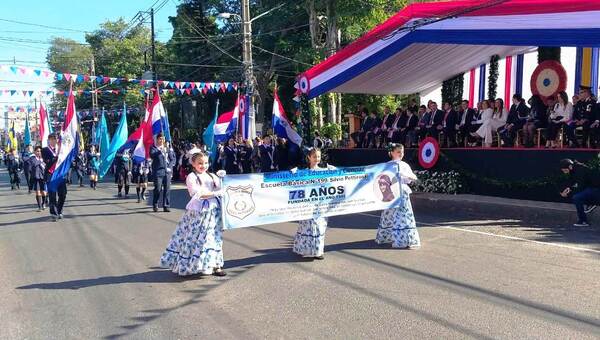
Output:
[226, 185, 255, 220]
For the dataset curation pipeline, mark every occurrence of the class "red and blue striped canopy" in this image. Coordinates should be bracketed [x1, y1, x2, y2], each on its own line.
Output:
[299, 0, 600, 99]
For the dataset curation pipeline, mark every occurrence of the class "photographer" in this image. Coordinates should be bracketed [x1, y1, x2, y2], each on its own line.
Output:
[559, 159, 600, 227]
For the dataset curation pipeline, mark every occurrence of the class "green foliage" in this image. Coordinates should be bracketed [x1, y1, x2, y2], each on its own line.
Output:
[441, 74, 464, 106]
[320, 122, 342, 141]
[487, 55, 499, 100]
[538, 47, 561, 64]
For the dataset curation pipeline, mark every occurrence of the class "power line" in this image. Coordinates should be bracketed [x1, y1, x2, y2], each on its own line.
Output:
[154, 62, 243, 69]
[0, 18, 90, 33]
[169, 0, 242, 64]
[252, 45, 312, 66]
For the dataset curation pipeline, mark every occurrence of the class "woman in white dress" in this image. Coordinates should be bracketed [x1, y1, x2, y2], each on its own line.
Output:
[292, 148, 335, 260]
[545, 91, 573, 148]
[472, 98, 507, 147]
[159, 149, 227, 276]
[375, 143, 420, 249]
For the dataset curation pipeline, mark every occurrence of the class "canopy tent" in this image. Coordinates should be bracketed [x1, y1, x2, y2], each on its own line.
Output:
[298, 0, 600, 99]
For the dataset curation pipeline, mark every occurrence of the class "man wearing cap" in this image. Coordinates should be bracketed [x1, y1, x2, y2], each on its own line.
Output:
[566, 85, 596, 148]
[559, 159, 600, 227]
[42, 133, 67, 221]
[150, 133, 176, 212]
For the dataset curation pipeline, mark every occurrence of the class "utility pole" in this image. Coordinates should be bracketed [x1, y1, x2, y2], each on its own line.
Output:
[90, 56, 98, 145]
[241, 0, 256, 138]
[150, 7, 156, 81]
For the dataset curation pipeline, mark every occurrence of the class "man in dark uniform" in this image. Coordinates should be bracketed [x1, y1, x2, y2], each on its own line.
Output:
[566, 85, 596, 147]
[42, 133, 67, 221]
[70, 150, 86, 187]
[427, 102, 445, 141]
[499, 94, 529, 147]
[560, 159, 600, 227]
[6, 148, 22, 190]
[259, 135, 276, 172]
[457, 100, 477, 146]
[22, 145, 34, 194]
[150, 133, 175, 212]
[115, 148, 132, 198]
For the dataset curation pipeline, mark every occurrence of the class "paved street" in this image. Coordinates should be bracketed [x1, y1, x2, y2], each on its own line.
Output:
[1, 169, 599, 339]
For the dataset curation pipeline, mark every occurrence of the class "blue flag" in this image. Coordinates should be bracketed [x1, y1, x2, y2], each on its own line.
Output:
[97, 111, 110, 161]
[99, 103, 128, 178]
[23, 112, 31, 146]
[162, 109, 172, 142]
[203, 99, 219, 161]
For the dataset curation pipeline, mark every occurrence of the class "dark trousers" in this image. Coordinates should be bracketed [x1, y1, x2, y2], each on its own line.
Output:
[566, 122, 590, 147]
[572, 188, 600, 223]
[48, 182, 67, 216]
[25, 172, 32, 190]
[9, 171, 20, 186]
[444, 127, 457, 147]
[350, 131, 366, 148]
[153, 174, 171, 208]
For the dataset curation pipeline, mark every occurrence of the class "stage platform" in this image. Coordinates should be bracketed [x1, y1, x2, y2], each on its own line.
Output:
[328, 147, 600, 202]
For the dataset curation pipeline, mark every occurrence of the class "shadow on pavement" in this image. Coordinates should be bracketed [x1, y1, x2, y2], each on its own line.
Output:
[16, 269, 195, 290]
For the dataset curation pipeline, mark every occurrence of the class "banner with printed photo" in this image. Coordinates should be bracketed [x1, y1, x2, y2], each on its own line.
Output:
[221, 162, 404, 229]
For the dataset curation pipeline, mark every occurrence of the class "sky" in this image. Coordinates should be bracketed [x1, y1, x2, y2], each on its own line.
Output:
[0, 0, 178, 109]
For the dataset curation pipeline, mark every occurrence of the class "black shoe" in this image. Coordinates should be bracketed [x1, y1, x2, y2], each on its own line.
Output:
[28, 190, 31, 194]
[213, 269, 227, 277]
[584, 205, 597, 214]
[573, 221, 590, 227]
[314, 255, 325, 260]
[163, 207, 171, 212]
[51, 215, 58, 222]
[137, 197, 141, 203]
[118, 193, 122, 198]
[153, 205, 158, 212]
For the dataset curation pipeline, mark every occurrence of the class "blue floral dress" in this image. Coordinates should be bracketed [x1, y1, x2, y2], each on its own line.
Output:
[160, 172, 223, 275]
[293, 165, 334, 257]
[375, 160, 421, 248]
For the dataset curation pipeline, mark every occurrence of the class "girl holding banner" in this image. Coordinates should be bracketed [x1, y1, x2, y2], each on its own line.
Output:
[292, 148, 336, 260]
[159, 149, 227, 276]
[375, 143, 421, 249]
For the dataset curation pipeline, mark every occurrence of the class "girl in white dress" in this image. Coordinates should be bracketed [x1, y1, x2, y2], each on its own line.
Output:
[159, 149, 227, 276]
[375, 143, 420, 249]
[292, 148, 335, 260]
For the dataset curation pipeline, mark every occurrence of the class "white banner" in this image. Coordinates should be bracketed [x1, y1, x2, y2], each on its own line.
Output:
[221, 162, 404, 229]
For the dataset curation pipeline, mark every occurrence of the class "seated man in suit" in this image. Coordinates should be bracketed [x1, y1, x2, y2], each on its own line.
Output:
[499, 94, 529, 147]
[399, 107, 419, 147]
[457, 100, 476, 146]
[363, 111, 379, 148]
[350, 111, 368, 148]
[415, 105, 431, 142]
[376, 107, 396, 148]
[427, 102, 444, 141]
[441, 102, 459, 147]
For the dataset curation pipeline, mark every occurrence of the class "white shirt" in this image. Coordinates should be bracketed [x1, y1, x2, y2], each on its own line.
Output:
[390, 159, 417, 194]
[475, 108, 493, 124]
[185, 171, 221, 211]
[551, 102, 573, 122]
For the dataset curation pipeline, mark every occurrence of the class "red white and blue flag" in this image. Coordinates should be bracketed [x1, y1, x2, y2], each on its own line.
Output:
[132, 102, 153, 163]
[48, 89, 79, 191]
[38, 103, 50, 148]
[238, 94, 251, 140]
[213, 95, 240, 143]
[272, 88, 302, 147]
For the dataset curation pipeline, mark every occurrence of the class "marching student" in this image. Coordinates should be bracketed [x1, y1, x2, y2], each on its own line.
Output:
[6, 148, 22, 190]
[22, 145, 34, 193]
[71, 150, 86, 187]
[292, 148, 336, 260]
[42, 133, 67, 221]
[133, 158, 151, 203]
[115, 149, 132, 198]
[375, 143, 421, 249]
[30, 146, 47, 211]
[87, 145, 100, 190]
[150, 133, 176, 212]
[159, 148, 227, 276]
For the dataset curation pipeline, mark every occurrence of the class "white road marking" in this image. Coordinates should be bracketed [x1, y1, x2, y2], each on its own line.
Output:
[357, 212, 600, 255]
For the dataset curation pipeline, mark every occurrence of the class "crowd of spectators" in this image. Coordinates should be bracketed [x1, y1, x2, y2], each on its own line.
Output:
[349, 85, 599, 149]
[171, 134, 307, 181]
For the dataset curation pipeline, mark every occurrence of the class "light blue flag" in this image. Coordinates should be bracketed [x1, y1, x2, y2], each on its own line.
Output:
[99, 103, 129, 178]
[203, 99, 219, 161]
[162, 110, 172, 142]
[23, 112, 31, 146]
[97, 111, 111, 162]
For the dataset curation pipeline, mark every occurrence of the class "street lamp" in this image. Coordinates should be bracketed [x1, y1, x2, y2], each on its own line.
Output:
[217, 3, 284, 137]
